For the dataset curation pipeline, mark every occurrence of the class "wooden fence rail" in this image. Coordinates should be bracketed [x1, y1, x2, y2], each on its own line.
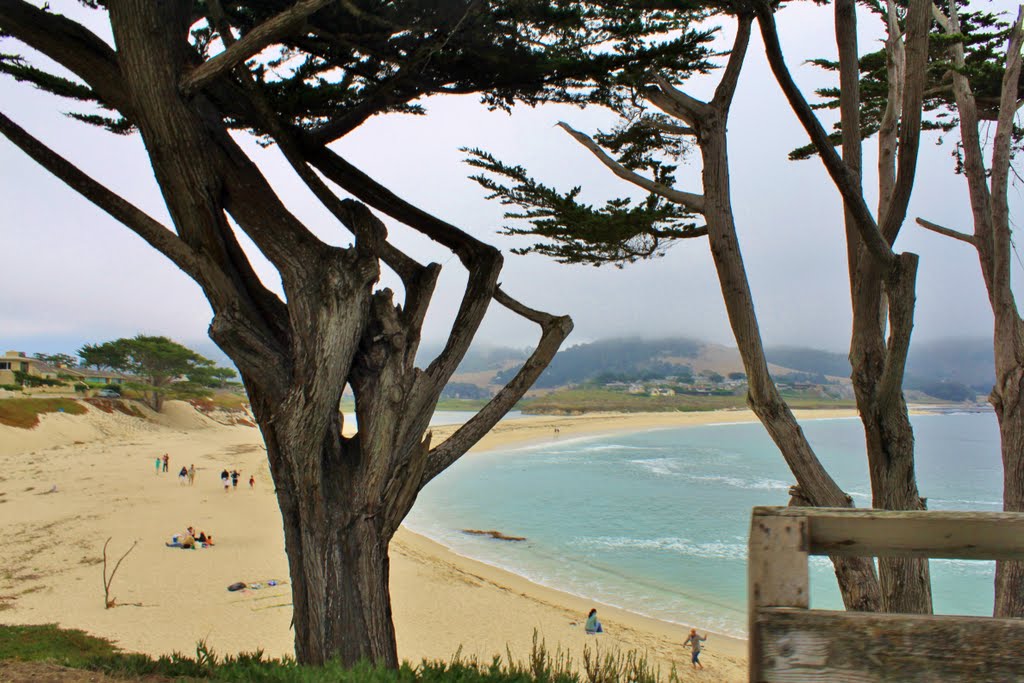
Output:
[748, 506, 1024, 682]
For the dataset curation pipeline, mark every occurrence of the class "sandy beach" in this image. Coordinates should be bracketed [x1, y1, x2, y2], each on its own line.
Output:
[0, 401, 856, 681]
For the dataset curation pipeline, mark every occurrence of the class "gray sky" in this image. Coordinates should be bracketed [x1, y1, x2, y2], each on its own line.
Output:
[2, 2, 1019, 360]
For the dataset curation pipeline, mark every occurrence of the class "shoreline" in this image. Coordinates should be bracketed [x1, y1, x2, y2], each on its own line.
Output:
[0, 404, 863, 681]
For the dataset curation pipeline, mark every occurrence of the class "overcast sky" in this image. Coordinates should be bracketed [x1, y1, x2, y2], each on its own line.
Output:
[2, 2, 1020, 361]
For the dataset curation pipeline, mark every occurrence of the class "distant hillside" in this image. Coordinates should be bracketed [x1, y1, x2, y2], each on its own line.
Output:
[906, 338, 994, 391]
[495, 338, 705, 389]
[765, 347, 851, 378]
[766, 338, 995, 399]
[426, 336, 994, 402]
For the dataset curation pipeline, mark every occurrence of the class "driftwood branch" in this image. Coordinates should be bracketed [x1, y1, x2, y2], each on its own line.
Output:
[915, 217, 977, 245]
[556, 121, 706, 214]
[102, 537, 138, 609]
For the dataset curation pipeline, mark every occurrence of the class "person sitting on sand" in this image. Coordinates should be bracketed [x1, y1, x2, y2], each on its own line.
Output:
[195, 531, 214, 545]
[686, 628, 707, 670]
[585, 608, 603, 634]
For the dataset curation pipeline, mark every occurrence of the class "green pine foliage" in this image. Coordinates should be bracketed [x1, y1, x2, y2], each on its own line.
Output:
[789, 1, 1024, 162]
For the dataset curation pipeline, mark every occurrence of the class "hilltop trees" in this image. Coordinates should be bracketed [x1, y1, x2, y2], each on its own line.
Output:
[0, 0, 715, 666]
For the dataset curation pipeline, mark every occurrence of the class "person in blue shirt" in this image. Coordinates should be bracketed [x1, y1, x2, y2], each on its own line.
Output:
[585, 608, 603, 634]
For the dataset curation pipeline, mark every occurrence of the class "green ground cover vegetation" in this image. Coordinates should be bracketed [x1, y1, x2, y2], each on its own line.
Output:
[0, 398, 87, 428]
[0, 624, 674, 683]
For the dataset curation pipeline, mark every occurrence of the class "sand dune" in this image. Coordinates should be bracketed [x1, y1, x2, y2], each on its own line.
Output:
[0, 400, 857, 680]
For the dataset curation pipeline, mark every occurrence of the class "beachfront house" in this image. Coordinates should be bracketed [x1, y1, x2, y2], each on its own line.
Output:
[0, 350, 61, 385]
[0, 350, 130, 387]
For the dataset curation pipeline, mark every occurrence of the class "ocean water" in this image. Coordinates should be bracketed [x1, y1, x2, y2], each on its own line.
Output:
[405, 411, 1003, 637]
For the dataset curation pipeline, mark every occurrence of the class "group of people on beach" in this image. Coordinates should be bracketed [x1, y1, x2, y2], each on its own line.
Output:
[584, 608, 709, 670]
[166, 526, 215, 549]
[220, 468, 254, 491]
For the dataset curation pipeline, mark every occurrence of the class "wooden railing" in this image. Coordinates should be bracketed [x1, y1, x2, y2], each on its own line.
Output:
[748, 506, 1024, 682]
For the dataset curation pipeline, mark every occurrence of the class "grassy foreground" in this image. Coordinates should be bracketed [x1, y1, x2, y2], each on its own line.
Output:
[0, 624, 680, 682]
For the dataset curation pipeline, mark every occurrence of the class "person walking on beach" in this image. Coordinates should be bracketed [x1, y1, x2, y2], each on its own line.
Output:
[249, 474, 255, 489]
[154, 456, 161, 475]
[188, 464, 196, 486]
[178, 465, 188, 485]
[162, 453, 169, 472]
[686, 628, 707, 670]
[230, 470, 240, 490]
[585, 608, 603, 634]
[221, 469, 230, 491]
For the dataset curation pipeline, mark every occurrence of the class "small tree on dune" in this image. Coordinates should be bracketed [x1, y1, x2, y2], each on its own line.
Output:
[0, 0, 715, 666]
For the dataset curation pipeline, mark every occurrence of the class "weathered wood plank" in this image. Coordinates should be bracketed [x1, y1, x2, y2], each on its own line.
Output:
[749, 514, 809, 682]
[755, 608, 1024, 682]
[752, 507, 1024, 560]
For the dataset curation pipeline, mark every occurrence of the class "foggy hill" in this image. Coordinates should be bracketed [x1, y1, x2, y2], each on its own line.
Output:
[453, 336, 994, 400]
[765, 338, 994, 401]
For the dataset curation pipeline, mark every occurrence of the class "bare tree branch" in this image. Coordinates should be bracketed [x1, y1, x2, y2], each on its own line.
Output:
[181, 0, 336, 96]
[0, 111, 200, 276]
[915, 217, 977, 245]
[421, 287, 573, 487]
[990, 8, 1024, 230]
[556, 121, 706, 214]
[756, 8, 896, 269]
[646, 75, 710, 126]
[878, 0, 932, 243]
[0, 0, 132, 113]
[711, 14, 753, 110]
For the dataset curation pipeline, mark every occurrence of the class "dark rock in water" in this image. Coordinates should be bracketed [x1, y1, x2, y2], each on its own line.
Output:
[462, 529, 526, 542]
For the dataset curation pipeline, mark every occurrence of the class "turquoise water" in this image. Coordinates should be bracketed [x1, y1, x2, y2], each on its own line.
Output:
[405, 411, 1003, 637]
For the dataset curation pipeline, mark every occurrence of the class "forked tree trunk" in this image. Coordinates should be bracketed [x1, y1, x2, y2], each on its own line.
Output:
[850, 259, 932, 614]
[698, 106, 882, 612]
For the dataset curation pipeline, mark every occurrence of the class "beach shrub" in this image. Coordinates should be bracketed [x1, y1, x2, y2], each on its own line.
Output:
[12, 371, 65, 388]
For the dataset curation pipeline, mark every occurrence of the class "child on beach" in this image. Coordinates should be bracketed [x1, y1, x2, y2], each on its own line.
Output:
[685, 628, 707, 670]
[585, 608, 603, 634]
[249, 474, 255, 489]
[155, 457, 161, 474]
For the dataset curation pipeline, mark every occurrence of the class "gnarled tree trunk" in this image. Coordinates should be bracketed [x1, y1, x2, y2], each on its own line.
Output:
[0, 0, 572, 666]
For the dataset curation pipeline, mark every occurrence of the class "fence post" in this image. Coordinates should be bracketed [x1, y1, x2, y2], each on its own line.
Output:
[748, 509, 809, 682]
